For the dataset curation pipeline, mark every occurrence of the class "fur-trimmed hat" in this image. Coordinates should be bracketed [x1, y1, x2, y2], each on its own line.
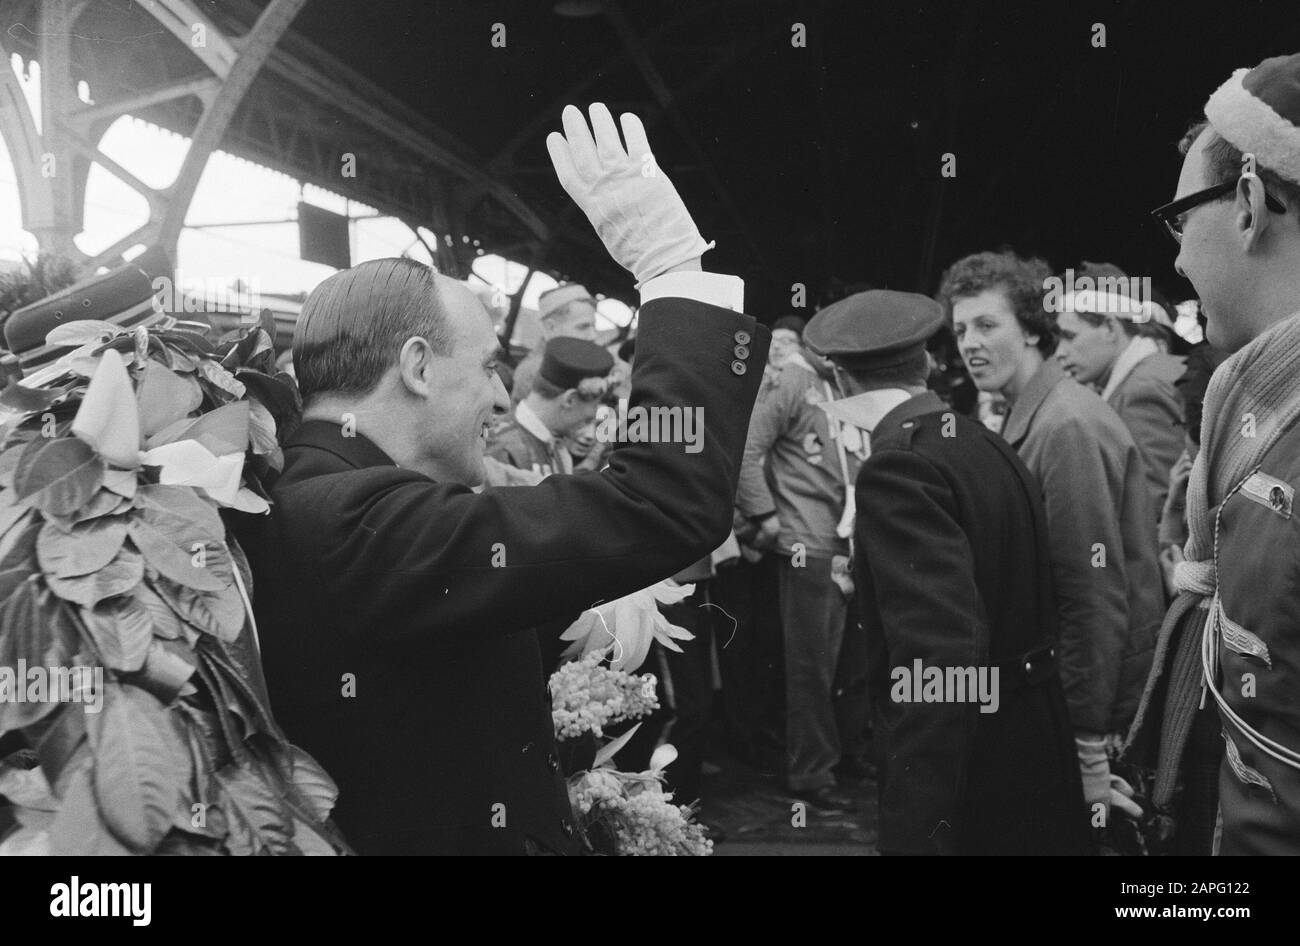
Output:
[1204, 52, 1300, 186]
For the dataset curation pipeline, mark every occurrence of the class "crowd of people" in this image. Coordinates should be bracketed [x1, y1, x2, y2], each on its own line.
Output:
[464, 50, 1300, 856]
[5, 47, 1299, 859]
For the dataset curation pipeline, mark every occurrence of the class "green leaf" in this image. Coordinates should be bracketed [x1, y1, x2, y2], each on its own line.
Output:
[151, 572, 244, 643]
[65, 487, 129, 524]
[102, 468, 138, 499]
[89, 682, 191, 853]
[248, 399, 277, 456]
[222, 328, 274, 371]
[200, 643, 277, 742]
[125, 639, 197, 705]
[0, 511, 37, 603]
[290, 817, 337, 856]
[12, 436, 105, 517]
[132, 581, 185, 640]
[155, 831, 225, 854]
[133, 483, 225, 542]
[0, 582, 81, 730]
[155, 329, 216, 358]
[237, 370, 301, 428]
[154, 401, 249, 456]
[44, 320, 123, 347]
[198, 361, 246, 400]
[0, 758, 58, 810]
[136, 360, 202, 439]
[128, 519, 227, 592]
[0, 504, 37, 569]
[0, 445, 24, 489]
[594, 722, 643, 769]
[81, 595, 154, 672]
[288, 746, 339, 821]
[0, 380, 65, 414]
[47, 762, 134, 855]
[164, 346, 199, 373]
[45, 546, 143, 608]
[215, 761, 294, 856]
[71, 348, 141, 468]
[36, 515, 128, 578]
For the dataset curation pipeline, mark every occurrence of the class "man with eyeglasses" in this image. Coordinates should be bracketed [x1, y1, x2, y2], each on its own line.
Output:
[1129, 53, 1300, 855]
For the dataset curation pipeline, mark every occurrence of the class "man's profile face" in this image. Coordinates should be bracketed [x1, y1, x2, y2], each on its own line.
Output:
[1173, 129, 1249, 351]
[1055, 310, 1118, 385]
[546, 300, 598, 342]
[424, 277, 511, 486]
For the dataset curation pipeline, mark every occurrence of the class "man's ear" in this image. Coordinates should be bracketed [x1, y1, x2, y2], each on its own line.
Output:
[396, 336, 436, 395]
[1236, 174, 1273, 252]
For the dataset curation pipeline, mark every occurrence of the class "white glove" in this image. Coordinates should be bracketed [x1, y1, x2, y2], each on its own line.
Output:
[558, 580, 696, 673]
[1077, 734, 1144, 824]
[546, 103, 713, 286]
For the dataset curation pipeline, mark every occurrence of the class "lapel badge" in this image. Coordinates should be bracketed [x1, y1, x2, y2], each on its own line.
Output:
[1241, 471, 1294, 519]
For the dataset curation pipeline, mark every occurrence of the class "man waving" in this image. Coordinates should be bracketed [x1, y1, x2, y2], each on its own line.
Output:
[244, 104, 768, 855]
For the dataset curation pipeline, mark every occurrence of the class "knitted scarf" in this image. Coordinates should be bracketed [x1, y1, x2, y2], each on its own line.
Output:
[1126, 308, 1300, 805]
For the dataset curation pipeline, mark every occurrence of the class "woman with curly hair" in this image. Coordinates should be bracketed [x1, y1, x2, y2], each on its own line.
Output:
[938, 250, 1164, 844]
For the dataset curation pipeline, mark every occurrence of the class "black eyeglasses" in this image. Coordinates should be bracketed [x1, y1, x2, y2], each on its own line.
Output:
[1151, 178, 1288, 243]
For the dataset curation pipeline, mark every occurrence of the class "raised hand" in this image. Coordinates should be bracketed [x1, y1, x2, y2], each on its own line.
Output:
[546, 103, 712, 286]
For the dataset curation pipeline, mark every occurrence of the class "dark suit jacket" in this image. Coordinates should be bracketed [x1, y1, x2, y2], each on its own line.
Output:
[239, 297, 767, 855]
[854, 392, 1085, 855]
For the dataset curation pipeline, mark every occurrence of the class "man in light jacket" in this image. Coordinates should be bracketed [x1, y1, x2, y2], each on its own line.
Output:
[1054, 274, 1186, 523]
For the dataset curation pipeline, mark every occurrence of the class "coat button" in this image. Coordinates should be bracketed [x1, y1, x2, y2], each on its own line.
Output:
[733, 344, 750, 360]
[734, 329, 752, 346]
[562, 820, 575, 838]
[547, 752, 559, 772]
[731, 360, 747, 376]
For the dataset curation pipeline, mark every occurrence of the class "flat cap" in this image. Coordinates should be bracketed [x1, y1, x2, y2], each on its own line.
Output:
[539, 336, 614, 390]
[805, 290, 944, 369]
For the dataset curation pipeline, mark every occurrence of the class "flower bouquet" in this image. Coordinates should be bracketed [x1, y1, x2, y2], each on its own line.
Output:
[567, 743, 713, 857]
[550, 585, 713, 855]
[0, 316, 349, 855]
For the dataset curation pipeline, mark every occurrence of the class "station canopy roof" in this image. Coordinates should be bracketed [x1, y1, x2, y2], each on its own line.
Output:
[13, 0, 1300, 318]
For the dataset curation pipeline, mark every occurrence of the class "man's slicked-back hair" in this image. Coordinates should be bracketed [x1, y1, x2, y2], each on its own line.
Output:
[936, 250, 1057, 357]
[293, 257, 454, 404]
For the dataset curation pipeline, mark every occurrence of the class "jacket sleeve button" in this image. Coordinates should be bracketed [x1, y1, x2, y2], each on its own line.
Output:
[547, 752, 560, 772]
[731, 360, 748, 376]
[734, 330, 752, 346]
[733, 344, 750, 360]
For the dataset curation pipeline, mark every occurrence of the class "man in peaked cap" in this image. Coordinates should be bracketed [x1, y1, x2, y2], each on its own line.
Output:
[805, 289, 1085, 854]
[487, 336, 613, 478]
[509, 282, 599, 406]
[768, 313, 808, 372]
[1129, 52, 1300, 855]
